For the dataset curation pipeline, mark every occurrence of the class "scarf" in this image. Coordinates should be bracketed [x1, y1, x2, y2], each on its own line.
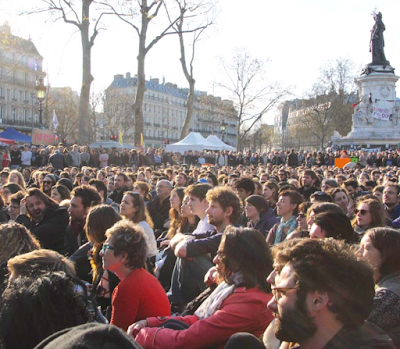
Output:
[194, 272, 244, 320]
[274, 215, 297, 244]
[377, 270, 400, 298]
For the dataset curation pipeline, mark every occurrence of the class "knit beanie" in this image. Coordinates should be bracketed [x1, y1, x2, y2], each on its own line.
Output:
[34, 323, 142, 349]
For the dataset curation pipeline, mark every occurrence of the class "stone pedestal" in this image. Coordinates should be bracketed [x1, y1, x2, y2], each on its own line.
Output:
[332, 65, 400, 147]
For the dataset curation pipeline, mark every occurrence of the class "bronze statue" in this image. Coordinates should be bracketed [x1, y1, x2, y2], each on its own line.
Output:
[369, 12, 390, 66]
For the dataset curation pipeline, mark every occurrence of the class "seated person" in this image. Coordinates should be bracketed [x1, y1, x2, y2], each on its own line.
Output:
[129, 226, 274, 349]
[100, 220, 171, 331]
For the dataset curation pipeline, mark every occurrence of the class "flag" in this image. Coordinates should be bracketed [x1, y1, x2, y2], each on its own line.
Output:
[141, 133, 144, 151]
[52, 110, 59, 131]
[119, 130, 123, 146]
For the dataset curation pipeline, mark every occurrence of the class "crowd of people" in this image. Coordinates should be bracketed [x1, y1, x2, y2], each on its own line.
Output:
[0, 142, 399, 349]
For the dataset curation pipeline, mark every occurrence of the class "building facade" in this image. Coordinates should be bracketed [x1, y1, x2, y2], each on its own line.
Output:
[0, 23, 46, 134]
[104, 73, 238, 147]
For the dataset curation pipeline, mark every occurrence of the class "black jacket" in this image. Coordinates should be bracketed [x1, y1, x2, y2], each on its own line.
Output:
[108, 186, 128, 204]
[16, 205, 69, 253]
[146, 196, 171, 237]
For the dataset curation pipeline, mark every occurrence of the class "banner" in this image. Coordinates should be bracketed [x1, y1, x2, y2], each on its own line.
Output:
[51, 110, 59, 130]
[372, 106, 392, 121]
[32, 129, 55, 145]
[334, 158, 351, 168]
[119, 131, 123, 146]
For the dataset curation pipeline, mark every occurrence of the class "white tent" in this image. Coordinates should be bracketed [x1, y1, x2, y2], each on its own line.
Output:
[165, 132, 220, 153]
[89, 140, 137, 149]
[206, 135, 236, 151]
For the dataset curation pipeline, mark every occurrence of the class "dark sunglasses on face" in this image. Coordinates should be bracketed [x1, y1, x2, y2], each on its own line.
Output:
[355, 209, 370, 215]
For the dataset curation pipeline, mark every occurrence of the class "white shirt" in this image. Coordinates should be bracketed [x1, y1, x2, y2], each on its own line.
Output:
[137, 221, 158, 257]
[21, 150, 32, 165]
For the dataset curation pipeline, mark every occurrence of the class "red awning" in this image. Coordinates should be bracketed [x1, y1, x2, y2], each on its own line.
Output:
[0, 137, 15, 145]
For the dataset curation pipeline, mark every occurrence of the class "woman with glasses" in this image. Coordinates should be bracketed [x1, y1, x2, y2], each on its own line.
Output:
[128, 227, 274, 349]
[8, 191, 24, 222]
[352, 198, 387, 242]
[1, 183, 25, 205]
[100, 220, 170, 331]
[286, 201, 312, 240]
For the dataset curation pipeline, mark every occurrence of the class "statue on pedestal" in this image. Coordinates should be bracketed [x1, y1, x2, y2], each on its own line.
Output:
[369, 12, 390, 66]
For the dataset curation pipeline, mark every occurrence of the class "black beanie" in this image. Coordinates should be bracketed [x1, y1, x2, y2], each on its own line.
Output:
[34, 323, 143, 349]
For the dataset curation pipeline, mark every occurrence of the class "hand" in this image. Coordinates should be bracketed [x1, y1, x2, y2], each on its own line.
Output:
[19, 198, 27, 215]
[160, 239, 170, 247]
[127, 319, 148, 337]
[204, 266, 218, 287]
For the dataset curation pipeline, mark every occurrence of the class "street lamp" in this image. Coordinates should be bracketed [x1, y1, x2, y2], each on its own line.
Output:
[220, 121, 226, 141]
[35, 78, 46, 127]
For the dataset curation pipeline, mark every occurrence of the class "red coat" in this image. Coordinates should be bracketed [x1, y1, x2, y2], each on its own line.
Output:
[135, 287, 273, 349]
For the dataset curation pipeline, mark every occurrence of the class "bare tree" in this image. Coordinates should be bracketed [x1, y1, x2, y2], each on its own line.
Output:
[100, 0, 209, 146]
[169, 0, 214, 139]
[47, 87, 79, 142]
[25, 0, 112, 144]
[218, 49, 290, 150]
[288, 58, 356, 149]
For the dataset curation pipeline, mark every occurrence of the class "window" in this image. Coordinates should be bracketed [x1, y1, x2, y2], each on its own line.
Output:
[0, 107, 3, 121]
[12, 108, 16, 121]
[24, 109, 28, 123]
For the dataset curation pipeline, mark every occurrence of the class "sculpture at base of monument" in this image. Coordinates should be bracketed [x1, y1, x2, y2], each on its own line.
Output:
[353, 95, 374, 127]
[369, 11, 390, 66]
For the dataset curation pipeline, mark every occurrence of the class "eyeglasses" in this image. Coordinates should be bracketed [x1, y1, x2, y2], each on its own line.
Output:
[42, 181, 53, 185]
[355, 209, 370, 215]
[271, 286, 298, 301]
[101, 244, 115, 254]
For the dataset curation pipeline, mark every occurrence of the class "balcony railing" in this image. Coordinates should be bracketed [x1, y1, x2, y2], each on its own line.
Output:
[1, 118, 40, 128]
[0, 75, 36, 88]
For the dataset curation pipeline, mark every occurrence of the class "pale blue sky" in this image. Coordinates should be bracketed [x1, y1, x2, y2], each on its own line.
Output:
[2, 0, 400, 124]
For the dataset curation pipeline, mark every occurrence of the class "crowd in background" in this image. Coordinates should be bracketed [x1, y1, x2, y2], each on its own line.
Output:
[0, 142, 399, 349]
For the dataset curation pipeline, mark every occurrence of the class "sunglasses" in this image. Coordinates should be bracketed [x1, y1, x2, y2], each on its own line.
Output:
[101, 244, 115, 254]
[297, 213, 306, 219]
[355, 209, 370, 215]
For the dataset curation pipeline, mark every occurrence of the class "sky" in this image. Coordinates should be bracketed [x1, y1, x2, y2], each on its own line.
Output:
[2, 0, 400, 124]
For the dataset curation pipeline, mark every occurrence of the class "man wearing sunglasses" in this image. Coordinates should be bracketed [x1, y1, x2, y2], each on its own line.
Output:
[266, 239, 394, 349]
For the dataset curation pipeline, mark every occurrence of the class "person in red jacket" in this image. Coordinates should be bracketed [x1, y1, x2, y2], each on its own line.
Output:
[100, 219, 170, 331]
[128, 226, 274, 349]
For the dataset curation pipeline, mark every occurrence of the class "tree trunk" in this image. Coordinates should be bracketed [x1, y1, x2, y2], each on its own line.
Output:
[78, 0, 94, 144]
[133, 10, 148, 147]
[178, 21, 195, 139]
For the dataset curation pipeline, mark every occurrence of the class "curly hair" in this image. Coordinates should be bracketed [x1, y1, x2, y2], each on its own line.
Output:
[7, 249, 76, 278]
[219, 227, 273, 293]
[0, 272, 92, 349]
[105, 220, 148, 270]
[206, 186, 242, 224]
[275, 238, 375, 327]
[0, 223, 40, 266]
[71, 185, 101, 210]
[7, 170, 26, 189]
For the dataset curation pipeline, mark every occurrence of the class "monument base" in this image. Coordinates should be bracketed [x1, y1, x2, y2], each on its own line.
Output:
[332, 65, 400, 149]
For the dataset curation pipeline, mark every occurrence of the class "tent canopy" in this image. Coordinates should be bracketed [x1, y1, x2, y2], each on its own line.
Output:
[0, 128, 31, 143]
[165, 132, 221, 154]
[0, 137, 15, 145]
[89, 140, 137, 149]
[206, 135, 236, 151]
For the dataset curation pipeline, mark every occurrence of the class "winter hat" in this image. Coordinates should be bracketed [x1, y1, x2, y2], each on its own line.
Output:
[34, 323, 142, 349]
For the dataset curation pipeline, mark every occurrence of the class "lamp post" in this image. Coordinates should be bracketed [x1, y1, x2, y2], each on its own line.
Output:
[35, 78, 46, 127]
[220, 121, 226, 142]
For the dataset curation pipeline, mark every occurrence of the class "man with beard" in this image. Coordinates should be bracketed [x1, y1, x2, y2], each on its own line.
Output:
[41, 174, 57, 196]
[225, 239, 395, 349]
[298, 170, 319, 201]
[16, 188, 69, 253]
[63, 185, 101, 282]
[108, 172, 129, 204]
